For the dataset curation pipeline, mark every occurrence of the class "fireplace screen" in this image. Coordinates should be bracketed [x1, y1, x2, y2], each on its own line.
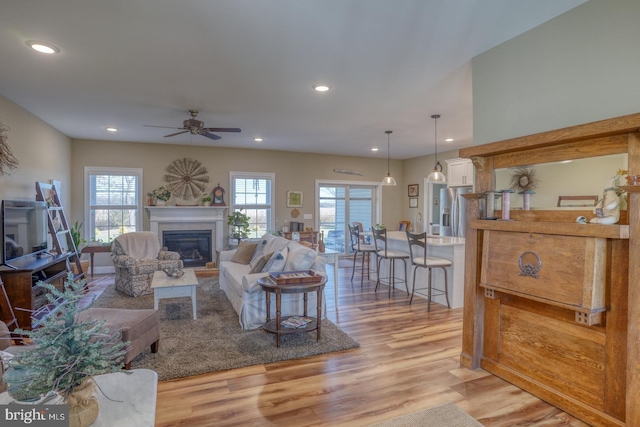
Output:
[162, 230, 212, 268]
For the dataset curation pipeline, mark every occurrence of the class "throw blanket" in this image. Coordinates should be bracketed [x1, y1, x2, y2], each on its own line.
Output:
[115, 232, 161, 260]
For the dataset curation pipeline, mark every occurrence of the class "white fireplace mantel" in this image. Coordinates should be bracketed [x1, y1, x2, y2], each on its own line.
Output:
[145, 206, 227, 252]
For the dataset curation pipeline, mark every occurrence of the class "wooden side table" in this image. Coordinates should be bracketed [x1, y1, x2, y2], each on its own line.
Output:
[257, 276, 326, 347]
[81, 245, 111, 277]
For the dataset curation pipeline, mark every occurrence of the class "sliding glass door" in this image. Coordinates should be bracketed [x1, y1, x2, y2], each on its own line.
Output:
[318, 183, 377, 254]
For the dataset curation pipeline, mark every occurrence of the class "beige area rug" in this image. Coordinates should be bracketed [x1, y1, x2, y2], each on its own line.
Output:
[368, 402, 483, 427]
[91, 278, 359, 381]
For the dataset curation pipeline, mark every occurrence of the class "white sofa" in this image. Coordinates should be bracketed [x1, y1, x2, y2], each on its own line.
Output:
[219, 233, 327, 329]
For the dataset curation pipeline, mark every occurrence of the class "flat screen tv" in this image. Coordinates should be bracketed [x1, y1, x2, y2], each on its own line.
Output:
[2, 200, 49, 266]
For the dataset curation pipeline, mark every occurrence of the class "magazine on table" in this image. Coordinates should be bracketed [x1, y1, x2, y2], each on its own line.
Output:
[281, 315, 313, 328]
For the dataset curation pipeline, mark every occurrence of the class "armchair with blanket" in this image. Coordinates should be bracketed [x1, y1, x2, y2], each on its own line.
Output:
[111, 231, 183, 297]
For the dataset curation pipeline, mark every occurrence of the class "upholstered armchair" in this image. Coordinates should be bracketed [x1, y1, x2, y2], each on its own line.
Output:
[111, 232, 183, 297]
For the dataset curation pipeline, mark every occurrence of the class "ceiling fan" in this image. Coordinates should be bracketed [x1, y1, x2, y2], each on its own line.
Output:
[144, 110, 241, 140]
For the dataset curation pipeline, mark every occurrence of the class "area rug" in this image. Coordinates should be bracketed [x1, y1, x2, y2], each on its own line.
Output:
[91, 278, 359, 381]
[368, 402, 483, 427]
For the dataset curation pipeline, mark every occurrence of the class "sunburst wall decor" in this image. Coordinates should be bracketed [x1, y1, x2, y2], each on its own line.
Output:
[164, 158, 209, 200]
[509, 167, 538, 193]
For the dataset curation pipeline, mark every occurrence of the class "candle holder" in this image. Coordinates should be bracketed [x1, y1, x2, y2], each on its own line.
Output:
[499, 189, 515, 220]
[518, 190, 535, 211]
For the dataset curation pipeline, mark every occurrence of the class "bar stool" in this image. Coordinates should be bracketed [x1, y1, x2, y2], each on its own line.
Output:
[348, 224, 376, 285]
[372, 228, 409, 297]
[406, 231, 452, 311]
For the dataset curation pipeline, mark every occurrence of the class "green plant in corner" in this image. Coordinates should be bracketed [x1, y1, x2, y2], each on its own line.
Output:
[70, 220, 87, 251]
[9, 273, 128, 400]
[228, 208, 251, 239]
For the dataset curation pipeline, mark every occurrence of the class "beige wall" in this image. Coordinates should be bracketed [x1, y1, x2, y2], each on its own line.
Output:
[71, 139, 406, 236]
[0, 95, 72, 207]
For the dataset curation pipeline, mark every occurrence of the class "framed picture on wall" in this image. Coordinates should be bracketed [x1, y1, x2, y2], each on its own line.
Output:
[408, 184, 419, 197]
[287, 191, 303, 208]
[409, 197, 418, 208]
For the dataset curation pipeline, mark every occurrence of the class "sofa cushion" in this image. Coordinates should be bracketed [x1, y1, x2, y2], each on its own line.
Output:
[231, 241, 258, 264]
[249, 252, 273, 273]
[263, 246, 289, 272]
[284, 244, 317, 271]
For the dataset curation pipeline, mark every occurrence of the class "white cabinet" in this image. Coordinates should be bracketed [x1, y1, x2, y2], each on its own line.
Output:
[445, 158, 474, 187]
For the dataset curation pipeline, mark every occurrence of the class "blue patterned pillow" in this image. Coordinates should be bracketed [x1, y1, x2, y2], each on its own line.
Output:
[262, 247, 289, 272]
[250, 239, 268, 264]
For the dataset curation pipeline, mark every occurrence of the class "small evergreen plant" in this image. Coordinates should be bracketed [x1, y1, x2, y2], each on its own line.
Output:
[12, 274, 128, 398]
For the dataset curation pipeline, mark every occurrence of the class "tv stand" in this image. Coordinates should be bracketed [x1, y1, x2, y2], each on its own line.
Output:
[0, 253, 72, 330]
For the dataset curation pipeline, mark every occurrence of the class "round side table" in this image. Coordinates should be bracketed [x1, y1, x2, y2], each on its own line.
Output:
[257, 276, 326, 347]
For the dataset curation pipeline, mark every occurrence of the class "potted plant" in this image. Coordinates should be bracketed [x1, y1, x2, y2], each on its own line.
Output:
[227, 208, 251, 240]
[149, 186, 172, 206]
[6, 274, 128, 426]
[202, 193, 213, 206]
[70, 220, 87, 251]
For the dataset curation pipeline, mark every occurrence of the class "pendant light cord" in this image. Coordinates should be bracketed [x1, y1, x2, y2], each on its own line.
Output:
[386, 130, 392, 174]
[431, 114, 440, 164]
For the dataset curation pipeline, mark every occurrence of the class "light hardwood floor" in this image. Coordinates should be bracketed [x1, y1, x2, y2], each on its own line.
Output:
[89, 263, 589, 426]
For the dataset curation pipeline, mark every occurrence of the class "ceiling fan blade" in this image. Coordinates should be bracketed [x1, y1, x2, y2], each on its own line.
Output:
[164, 131, 189, 137]
[203, 127, 241, 133]
[201, 132, 222, 140]
[144, 125, 185, 130]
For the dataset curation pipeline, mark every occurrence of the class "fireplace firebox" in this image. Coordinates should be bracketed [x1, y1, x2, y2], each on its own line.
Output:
[162, 230, 212, 268]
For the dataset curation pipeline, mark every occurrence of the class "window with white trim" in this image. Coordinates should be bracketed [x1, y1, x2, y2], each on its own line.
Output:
[230, 172, 275, 238]
[85, 167, 143, 243]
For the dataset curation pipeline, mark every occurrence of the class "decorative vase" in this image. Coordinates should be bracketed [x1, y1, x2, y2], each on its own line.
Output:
[156, 199, 166, 206]
[203, 201, 211, 207]
[3, 362, 40, 402]
[67, 379, 100, 427]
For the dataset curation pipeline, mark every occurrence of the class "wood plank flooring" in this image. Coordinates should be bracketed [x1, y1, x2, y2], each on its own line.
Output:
[88, 263, 590, 426]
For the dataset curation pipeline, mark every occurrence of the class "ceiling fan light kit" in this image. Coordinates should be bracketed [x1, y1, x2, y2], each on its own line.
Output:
[144, 110, 241, 141]
[381, 130, 397, 186]
[427, 114, 447, 184]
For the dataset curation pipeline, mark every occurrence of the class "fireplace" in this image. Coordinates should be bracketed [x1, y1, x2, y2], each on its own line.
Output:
[162, 230, 212, 268]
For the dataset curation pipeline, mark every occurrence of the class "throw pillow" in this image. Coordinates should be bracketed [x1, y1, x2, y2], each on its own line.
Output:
[250, 239, 268, 264]
[231, 241, 258, 265]
[249, 252, 273, 274]
[262, 246, 289, 272]
[284, 245, 316, 271]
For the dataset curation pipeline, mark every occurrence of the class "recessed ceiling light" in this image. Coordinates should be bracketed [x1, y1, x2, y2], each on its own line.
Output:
[371, 147, 379, 152]
[26, 40, 59, 54]
[106, 127, 118, 132]
[254, 138, 263, 142]
[313, 84, 330, 92]
[444, 138, 454, 142]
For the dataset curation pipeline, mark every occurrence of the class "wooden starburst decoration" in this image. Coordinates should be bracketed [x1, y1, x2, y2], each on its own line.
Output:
[509, 167, 538, 192]
[164, 158, 209, 200]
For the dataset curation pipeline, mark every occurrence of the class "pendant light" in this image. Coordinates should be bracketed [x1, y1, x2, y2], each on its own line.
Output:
[381, 130, 396, 186]
[427, 114, 447, 183]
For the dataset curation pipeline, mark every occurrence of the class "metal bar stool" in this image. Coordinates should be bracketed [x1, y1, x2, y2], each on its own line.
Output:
[348, 224, 376, 285]
[372, 228, 409, 297]
[406, 231, 452, 311]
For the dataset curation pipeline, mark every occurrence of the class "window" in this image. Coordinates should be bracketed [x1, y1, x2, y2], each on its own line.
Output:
[230, 172, 274, 238]
[85, 167, 143, 243]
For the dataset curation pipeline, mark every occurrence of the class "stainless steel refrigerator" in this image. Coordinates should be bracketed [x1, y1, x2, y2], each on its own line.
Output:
[439, 187, 473, 237]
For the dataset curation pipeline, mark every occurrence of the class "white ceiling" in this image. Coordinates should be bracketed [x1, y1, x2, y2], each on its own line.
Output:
[0, 0, 587, 159]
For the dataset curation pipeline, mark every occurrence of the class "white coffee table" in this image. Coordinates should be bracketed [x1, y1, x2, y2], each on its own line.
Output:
[151, 268, 198, 319]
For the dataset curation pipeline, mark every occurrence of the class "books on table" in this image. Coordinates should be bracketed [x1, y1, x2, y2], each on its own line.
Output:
[280, 315, 313, 329]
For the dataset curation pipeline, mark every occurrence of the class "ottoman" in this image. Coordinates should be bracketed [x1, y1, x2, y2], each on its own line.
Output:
[78, 308, 160, 370]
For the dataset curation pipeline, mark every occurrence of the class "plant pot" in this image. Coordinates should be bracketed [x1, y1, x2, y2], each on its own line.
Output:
[203, 201, 211, 207]
[67, 379, 99, 427]
[156, 200, 166, 206]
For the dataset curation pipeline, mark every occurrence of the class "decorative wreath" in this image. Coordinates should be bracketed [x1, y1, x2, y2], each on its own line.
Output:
[509, 167, 538, 192]
[164, 158, 209, 200]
